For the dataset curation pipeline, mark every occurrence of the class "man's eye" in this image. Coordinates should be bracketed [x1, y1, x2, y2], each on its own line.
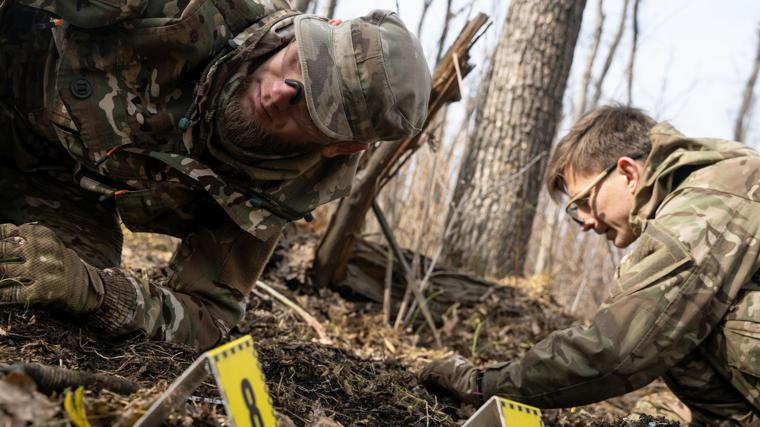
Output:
[576, 198, 590, 209]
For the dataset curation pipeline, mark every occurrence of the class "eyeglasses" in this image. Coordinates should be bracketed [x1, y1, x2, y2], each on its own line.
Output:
[564, 162, 618, 225]
[564, 155, 642, 225]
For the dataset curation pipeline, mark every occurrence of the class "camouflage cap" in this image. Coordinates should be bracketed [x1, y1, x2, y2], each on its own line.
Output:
[294, 10, 432, 143]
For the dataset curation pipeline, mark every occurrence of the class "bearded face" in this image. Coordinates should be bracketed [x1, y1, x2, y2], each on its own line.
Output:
[218, 78, 278, 155]
[218, 76, 326, 157]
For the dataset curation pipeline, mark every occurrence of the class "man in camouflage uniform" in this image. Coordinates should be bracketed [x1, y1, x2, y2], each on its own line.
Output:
[422, 106, 760, 426]
[0, 0, 431, 349]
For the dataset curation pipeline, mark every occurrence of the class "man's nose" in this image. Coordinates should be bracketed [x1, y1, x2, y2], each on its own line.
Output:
[269, 80, 298, 111]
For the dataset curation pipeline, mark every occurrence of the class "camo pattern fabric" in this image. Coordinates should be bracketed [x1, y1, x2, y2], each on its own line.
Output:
[295, 10, 431, 142]
[0, 0, 303, 349]
[8, 0, 327, 243]
[480, 123, 760, 424]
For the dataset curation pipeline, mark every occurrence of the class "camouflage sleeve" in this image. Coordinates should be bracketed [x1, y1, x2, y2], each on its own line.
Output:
[13, 0, 149, 28]
[90, 222, 280, 350]
[11, 0, 292, 28]
[481, 187, 760, 408]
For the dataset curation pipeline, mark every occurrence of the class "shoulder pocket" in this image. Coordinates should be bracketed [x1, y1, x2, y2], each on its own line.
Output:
[611, 223, 693, 301]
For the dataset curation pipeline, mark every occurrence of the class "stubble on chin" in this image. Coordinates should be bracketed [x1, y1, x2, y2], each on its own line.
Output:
[218, 82, 321, 157]
[219, 81, 275, 152]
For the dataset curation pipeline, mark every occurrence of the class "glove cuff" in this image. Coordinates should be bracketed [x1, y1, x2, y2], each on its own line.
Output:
[89, 269, 138, 333]
[480, 362, 510, 402]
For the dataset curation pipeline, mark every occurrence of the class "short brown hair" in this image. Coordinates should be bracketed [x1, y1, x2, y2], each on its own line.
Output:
[545, 104, 656, 202]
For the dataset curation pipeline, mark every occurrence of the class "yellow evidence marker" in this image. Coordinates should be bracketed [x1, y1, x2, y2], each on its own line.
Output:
[133, 335, 276, 427]
[463, 396, 543, 427]
[207, 335, 277, 427]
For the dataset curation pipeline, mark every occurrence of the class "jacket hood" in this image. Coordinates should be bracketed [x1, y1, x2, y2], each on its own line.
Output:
[630, 122, 757, 236]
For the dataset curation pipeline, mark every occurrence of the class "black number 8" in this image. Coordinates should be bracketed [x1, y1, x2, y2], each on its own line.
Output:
[241, 378, 265, 427]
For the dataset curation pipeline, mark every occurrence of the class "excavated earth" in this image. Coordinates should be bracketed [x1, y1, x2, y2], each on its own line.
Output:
[0, 226, 680, 426]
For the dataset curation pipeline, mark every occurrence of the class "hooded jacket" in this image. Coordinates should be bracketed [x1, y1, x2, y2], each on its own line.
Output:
[0, 0, 356, 349]
[481, 123, 760, 417]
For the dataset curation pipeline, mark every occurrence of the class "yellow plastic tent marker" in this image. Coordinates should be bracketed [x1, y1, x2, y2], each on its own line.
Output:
[207, 335, 276, 427]
[463, 396, 543, 427]
[134, 335, 276, 427]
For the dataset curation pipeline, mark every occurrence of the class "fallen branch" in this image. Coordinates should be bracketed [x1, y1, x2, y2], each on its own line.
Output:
[255, 281, 330, 344]
[1, 363, 140, 395]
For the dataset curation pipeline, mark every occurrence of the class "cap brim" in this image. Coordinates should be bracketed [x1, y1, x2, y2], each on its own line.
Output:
[295, 15, 355, 142]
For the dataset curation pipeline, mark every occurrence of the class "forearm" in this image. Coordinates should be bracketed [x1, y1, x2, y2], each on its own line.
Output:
[89, 267, 246, 349]
[90, 224, 280, 350]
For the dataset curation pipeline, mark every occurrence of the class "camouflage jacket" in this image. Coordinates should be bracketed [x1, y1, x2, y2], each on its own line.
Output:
[1, 0, 358, 241]
[0, 0, 359, 348]
[482, 123, 760, 411]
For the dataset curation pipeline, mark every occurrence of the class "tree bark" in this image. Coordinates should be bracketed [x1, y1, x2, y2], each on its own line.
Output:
[292, 0, 311, 12]
[322, 0, 337, 19]
[443, 0, 586, 278]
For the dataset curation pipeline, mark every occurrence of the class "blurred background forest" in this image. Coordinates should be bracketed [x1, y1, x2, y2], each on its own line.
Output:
[293, 0, 760, 320]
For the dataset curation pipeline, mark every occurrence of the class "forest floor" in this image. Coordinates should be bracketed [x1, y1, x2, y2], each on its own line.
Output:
[0, 226, 683, 426]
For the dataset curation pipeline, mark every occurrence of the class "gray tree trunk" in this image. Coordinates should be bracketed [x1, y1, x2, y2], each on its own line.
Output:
[292, 0, 311, 12]
[322, 0, 337, 18]
[443, 0, 586, 277]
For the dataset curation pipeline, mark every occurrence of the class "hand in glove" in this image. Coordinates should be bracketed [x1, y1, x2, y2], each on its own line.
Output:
[0, 223, 104, 314]
[420, 354, 483, 405]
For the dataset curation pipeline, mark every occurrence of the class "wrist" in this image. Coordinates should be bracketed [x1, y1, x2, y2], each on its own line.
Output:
[89, 268, 138, 333]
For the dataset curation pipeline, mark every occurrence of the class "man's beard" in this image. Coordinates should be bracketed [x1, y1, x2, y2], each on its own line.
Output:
[218, 80, 317, 157]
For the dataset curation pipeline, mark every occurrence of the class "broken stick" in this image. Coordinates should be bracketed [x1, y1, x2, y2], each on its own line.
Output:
[255, 280, 330, 344]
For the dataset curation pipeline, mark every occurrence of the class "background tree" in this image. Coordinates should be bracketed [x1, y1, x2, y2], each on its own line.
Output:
[293, 0, 311, 12]
[443, 0, 586, 277]
[735, 26, 760, 143]
[322, 0, 338, 19]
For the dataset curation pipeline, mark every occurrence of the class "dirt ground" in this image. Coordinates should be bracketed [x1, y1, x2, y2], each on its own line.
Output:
[0, 226, 682, 426]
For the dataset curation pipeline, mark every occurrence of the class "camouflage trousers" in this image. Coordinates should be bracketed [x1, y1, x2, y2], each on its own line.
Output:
[632, 350, 760, 426]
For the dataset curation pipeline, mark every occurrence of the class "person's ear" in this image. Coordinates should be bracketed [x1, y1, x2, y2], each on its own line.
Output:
[320, 142, 368, 158]
[328, 19, 343, 26]
[617, 156, 642, 193]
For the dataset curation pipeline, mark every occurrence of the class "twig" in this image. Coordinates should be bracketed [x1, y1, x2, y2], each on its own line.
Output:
[382, 244, 394, 325]
[574, 0, 604, 118]
[372, 202, 442, 347]
[416, 0, 435, 37]
[590, 0, 630, 107]
[255, 281, 330, 344]
[452, 53, 466, 101]
[735, 26, 760, 142]
[470, 318, 483, 358]
[626, 0, 641, 105]
[434, 0, 454, 65]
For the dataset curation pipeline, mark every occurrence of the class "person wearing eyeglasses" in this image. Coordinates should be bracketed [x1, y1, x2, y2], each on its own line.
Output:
[0, 0, 431, 350]
[422, 105, 760, 425]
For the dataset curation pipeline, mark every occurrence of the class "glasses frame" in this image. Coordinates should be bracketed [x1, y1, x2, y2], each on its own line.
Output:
[563, 154, 643, 225]
[564, 162, 618, 225]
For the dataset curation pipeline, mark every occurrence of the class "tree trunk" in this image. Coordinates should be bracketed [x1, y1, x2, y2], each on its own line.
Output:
[443, 0, 585, 278]
[292, 0, 311, 12]
[322, 0, 337, 19]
